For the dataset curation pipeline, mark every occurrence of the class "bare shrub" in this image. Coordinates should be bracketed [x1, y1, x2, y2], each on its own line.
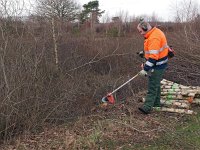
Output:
[0, 0, 200, 143]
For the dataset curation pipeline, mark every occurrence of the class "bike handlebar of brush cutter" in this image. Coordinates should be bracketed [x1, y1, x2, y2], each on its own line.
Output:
[101, 73, 139, 104]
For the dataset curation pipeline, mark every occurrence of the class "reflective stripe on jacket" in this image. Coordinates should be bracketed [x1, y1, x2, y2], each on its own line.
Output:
[143, 27, 168, 71]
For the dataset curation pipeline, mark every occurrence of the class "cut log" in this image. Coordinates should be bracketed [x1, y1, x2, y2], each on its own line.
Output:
[160, 100, 190, 109]
[154, 107, 195, 115]
[193, 98, 200, 104]
[161, 99, 189, 103]
[162, 95, 184, 100]
[188, 93, 196, 97]
[161, 92, 186, 96]
[162, 89, 181, 92]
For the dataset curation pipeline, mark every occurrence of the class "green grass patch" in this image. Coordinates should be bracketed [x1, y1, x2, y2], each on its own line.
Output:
[139, 112, 200, 150]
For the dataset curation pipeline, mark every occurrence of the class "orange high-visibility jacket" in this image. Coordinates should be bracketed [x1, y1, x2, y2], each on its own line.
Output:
[143, 27, 168, 71]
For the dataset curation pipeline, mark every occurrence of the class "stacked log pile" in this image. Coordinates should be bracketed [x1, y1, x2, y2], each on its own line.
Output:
[157, 79, 200, 114]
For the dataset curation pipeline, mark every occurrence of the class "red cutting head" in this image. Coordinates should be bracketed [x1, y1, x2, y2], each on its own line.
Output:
[106, 93, 115, 104]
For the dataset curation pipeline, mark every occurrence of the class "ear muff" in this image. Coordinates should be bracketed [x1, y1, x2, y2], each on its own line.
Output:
[141, 22, 148, 31]
[139, 18, 148, 31]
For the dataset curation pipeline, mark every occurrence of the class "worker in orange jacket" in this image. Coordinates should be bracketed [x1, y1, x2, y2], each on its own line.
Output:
[137, 18, 169, 114]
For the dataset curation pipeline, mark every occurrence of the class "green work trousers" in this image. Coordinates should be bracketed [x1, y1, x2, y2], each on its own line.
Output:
[143, 69, 165, 112]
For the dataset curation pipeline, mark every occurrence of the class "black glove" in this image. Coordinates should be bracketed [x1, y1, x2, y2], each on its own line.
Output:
[168, 46, 175, 58]
[137, 51, 144, 58]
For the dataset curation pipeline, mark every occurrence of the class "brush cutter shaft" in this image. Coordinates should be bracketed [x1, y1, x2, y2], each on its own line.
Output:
[109, 73, 139, 95]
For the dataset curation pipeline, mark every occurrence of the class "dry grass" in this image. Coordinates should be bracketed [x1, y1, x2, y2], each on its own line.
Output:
[0, 17, 200, 148]
[1, 96, 199, 150]
[2, 96, 200, 150]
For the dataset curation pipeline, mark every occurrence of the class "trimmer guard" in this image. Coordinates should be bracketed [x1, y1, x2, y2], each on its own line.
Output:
[106, 93, 115, 104]
[101, 93, 115, 104]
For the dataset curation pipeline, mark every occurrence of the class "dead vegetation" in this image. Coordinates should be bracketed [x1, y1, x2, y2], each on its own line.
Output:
[0, 0, 200, 149]
[0, 17, 200, 145]
[1, 96, 199, 149]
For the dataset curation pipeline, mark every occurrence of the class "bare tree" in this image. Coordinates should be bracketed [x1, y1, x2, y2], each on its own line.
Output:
[0, 0, 25, 18]
[35, 0, 80, 21]
[171, 0, 199, 22]
[150, 12, 159, 22]
[34, 0, 81, 69]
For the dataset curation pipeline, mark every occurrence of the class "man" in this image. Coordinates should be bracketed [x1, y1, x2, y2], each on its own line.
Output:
[137, 18, 169, 114]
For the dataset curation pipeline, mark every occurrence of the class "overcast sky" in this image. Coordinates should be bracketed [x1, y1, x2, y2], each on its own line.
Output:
[78, 0, 200, 21]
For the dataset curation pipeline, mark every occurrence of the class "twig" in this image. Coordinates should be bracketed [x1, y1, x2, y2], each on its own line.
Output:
[66, 53, 131, 73]
[109, 119, 162, 133]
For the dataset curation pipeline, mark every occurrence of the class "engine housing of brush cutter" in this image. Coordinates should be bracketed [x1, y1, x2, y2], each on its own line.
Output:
[101, 93, 115, 104]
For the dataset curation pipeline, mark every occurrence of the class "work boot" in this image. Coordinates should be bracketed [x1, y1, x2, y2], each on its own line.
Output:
[138, 107, 150, 114]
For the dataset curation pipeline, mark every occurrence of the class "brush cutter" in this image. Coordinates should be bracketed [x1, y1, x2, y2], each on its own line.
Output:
[101, 73, 139, 104]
